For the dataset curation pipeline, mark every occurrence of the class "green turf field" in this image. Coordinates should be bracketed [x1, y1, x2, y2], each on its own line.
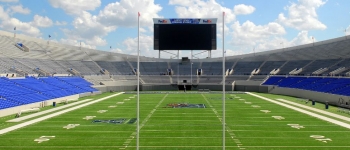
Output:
[1, 92, 350, 150]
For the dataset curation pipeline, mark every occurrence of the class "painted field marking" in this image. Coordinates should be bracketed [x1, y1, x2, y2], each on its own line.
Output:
[245, 102, 252, 104]
[124, 99, 130, 101]
[260, 110, 271, 113]
[34, 136, 55, 143]
[239, 99, 245, 101]
[251, 105, 261, 108]
[109, 105, 117, 108]
[247, 92, 350, 130]
[287, 124, 304, 129]
[201, 94, 244, 148]
[63, 124, 80, 129]
[97, 110, 108, 113]
[310, 135, 332, 143]
[83, 116, 96, 120]
[117, 102, 124, 104]
[7, 99, 93, 122]
[272, 116, 285, 120]
[0, 92, 124, 135]
[121, 94, 169, 148]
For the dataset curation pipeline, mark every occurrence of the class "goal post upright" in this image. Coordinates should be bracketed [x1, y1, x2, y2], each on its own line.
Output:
[222, 11, 226, 150]
[137, 11, 140, 150]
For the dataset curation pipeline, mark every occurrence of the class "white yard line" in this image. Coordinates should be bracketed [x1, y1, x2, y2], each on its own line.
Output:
[120, 94, 168, 150]
[276, 98, 350, 122]
[247, 92, 350, 129]
[7, 99, 93, 122]
[0, 92, 124, 135]
[201, 94, 244, 149]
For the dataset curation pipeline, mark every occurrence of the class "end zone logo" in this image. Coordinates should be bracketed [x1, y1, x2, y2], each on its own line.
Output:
[158, 20, 167, 23]
[203, 20, 212, 23]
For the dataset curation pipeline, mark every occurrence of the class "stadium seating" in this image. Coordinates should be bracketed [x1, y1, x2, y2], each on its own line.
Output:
[263, 76, 350, 96]
[0, 76, 97, 110]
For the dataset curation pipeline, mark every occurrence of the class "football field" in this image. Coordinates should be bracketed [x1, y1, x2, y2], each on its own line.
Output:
[1, 92, 350, 150]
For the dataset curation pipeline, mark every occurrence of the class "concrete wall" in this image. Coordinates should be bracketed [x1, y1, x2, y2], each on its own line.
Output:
[269, 86, 350, 106]
[0, 94, 80, 118]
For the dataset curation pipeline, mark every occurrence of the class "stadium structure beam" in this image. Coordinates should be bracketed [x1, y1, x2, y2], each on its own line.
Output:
[160, 50, 178, 59]
[192, 50, 211, 59]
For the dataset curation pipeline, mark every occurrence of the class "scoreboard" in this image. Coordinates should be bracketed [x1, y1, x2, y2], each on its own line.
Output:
[153, 18, 217, 50]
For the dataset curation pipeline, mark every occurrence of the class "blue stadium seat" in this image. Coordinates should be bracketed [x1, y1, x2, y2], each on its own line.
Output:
[0, 76, 97, 110]
[262, 76, 350, 96]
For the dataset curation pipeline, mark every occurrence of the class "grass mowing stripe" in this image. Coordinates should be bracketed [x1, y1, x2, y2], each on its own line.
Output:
[120, 94, 168, 149]
[0, 92, 124, 135]
[247, 92, 350, 130]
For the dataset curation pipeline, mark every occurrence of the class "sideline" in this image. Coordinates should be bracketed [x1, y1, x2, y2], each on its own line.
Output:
[276, 98, 350, 122]
[0, 92, 124, 135]
[7, 99, 93, 122]
[247, 92, 350, 130]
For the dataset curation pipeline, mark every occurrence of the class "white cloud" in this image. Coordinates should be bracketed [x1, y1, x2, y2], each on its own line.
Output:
[0, 6, 40, 37]
[97, 0, 162, 29]
[31, 15, 53, 28]
[230, 20, 286, 46]
[277, 0, 327, 30]
[169, 0, 236, 23]
[122, 35, 154, 56]
[346, 26, 350, 36]
[55, 21, 67, 26]
[62, 11, 116, 47]
[0, 0, 18, 2]
[56, 0, 162, 49]
[289, 30, 315, 46]
[10, 5, 30, 14]
[233, 4, 255, 15]
[1, 18, 41, 37]
[0, 5, 9, 20]
[49, 0, 101, 15]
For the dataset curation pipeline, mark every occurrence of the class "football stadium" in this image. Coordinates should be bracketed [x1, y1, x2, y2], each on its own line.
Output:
[1, 2, 350, 150]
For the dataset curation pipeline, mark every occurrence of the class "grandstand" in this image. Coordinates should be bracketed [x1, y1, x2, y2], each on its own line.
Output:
[0, 28, 350, 116]
[2, 28, 350, 149]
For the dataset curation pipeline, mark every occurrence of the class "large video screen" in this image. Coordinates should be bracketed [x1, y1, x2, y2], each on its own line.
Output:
[154, 24, 216, 50]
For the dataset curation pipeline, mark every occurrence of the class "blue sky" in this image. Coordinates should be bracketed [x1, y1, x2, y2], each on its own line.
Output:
[0, 0, 349, 58]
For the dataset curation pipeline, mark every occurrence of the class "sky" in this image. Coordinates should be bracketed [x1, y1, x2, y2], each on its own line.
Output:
[0, 0, 350, 59]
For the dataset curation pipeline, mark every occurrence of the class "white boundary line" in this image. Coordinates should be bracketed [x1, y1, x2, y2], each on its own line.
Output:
[247, 92, 350, 129]
[0, 92, 124, 135]
[7, 99, 93, 122]
[276, 98, 350, 122]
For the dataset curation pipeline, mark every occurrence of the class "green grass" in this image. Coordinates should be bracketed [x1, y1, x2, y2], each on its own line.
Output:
[1, 92, 350, 150]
